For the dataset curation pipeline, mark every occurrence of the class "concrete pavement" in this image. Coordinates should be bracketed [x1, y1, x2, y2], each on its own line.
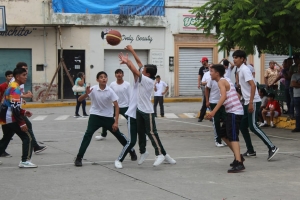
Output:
[0, 105, 299, 200]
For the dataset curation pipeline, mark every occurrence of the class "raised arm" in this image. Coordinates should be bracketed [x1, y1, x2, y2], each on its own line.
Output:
[125, 45, 143, 68]
[119, 52, 140, 78]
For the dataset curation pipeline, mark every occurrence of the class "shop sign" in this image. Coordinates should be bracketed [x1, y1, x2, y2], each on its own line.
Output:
[0, 26, 34, 36]
[179, 14, 215, 34]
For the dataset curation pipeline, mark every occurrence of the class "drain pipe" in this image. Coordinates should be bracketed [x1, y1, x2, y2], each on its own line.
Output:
[43, 1, 47, 82]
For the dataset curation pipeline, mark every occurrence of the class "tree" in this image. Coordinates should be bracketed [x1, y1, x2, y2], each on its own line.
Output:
[190, 0, 300, 56]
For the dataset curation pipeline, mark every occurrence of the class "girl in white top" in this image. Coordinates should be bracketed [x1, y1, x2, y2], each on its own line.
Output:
[207, 64, 245, 173]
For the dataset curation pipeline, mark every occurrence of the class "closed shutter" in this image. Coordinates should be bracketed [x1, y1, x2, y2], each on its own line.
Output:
[178, 48, 213, 96]
[0, 49, 32, 101]
[264, 54, 286, 70]
[104, 50, 148, 85]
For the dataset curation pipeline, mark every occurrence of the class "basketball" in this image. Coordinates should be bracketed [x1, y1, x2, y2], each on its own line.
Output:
[106, 30, 122, 46]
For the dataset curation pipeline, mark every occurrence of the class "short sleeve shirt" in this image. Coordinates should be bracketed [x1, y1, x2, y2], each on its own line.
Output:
[74, 78, 86, 95]
[238, 64, 261, 105]
[198, 66, 209, 78]
[291, 73, 300, 97]
[206, 79, 220, 104]
[109, 81, 130, 108]
[264, 68, 279, 85]
[266, 100, 281, 116]
[125, 81, 138, 119]
[138, 74, 154, 113]
[224, 67, 232, 79]
[88, 85, 118, 117]
[154, 81, 168, 96]
[289, 64, 298, 75]
[201, 71, 211, 83]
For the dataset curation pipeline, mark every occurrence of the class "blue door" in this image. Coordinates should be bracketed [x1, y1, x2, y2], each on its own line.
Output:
[0, 49, 32, 101]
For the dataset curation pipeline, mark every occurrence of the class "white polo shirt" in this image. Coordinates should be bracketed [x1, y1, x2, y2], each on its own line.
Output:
[109, 81, 130, 108]
[154, 81, 168, 96]
[88, 84, 119, 117]
[125, 81, 138, 119]
[238, 64, 261, 105]
[224, 67, 232, 79]
[206, 79, 220, 104]
[138, 74, 154, 113]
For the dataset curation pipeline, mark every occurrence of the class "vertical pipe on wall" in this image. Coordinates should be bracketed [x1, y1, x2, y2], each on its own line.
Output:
[42, 1, 47, 82]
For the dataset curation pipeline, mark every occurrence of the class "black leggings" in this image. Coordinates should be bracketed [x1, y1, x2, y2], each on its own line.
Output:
[75, 93, 87, 115]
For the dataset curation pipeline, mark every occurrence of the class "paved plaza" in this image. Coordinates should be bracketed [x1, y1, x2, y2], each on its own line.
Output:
[0, 103, 299, 200]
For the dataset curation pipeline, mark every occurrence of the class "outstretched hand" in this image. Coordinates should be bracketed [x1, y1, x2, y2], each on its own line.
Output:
[85, 86, 93, 94]
[124, 45, 134, 52]
[119, 52, 128, 65]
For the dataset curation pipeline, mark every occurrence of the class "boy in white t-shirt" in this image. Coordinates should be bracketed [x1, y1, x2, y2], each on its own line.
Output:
[74, 71, 135, 167]
[153, 75, 168, 117]
[95, 69, 131, 140]
[119, 49, 176, 167]
[233, 50, 279, 161]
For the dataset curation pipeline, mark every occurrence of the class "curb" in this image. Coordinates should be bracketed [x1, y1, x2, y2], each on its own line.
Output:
[22, 97, 202, 109]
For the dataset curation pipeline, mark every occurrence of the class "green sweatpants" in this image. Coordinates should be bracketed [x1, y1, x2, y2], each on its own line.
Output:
[101, 107, 128, 137]
[136, 109, 166, 156]
[240, 102, 274, 152]
[77, 114, 128, 158]
[118, 117, 138, 162]
[210, 104, 226, 143]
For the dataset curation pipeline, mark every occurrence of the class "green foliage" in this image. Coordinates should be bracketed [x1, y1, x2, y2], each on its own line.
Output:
[190, 0, 300, 56]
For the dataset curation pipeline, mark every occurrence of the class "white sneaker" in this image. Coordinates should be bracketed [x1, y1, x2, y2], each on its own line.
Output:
[95, 135, 106, 141]
[138, 151, 149, 165]
[215, 142, 225, 147]
[19, 161, 38, 168]
[270, 122, 275, 128]
[114, 160, 123, 169]
[146, 135, 149, 141]
[164, 154, 176, 164]
[222, 141, 227, 146]
[259, 122, 267, 127]
[153, 154, 165, 167]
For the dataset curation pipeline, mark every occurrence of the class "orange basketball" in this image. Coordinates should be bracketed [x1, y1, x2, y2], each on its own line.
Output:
[106, 30, 122, 46]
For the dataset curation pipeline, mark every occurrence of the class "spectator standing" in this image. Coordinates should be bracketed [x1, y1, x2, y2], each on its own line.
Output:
[198, 57, 210, 122]
[288, 54, 300, 118]
[290, 64, 300, 132]
[74, 72, 88, 118]
[154, 75, 169, 118]
[264, 61, 282, 90]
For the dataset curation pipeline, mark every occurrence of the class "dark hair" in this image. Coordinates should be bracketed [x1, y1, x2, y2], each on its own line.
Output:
[5, 70, 13, 77]
[96, 71, 107, 79]
[232, 50, 247, 59]
[211, 64, 225, 77]
[77, 72, 84, 78]
[155, 75, 160, 78]
[144, 64, 157, 80]
[115, 69, 123, 74]
[16, 62, 28, 69]
[259, 88, 267, 96]
[223, 59, 229, 67]
[267, 92, 275, 99]
[13, 68, 27, 77]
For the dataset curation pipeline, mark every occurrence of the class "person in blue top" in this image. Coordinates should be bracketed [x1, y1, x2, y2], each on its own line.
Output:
[74, 72, 88, 117]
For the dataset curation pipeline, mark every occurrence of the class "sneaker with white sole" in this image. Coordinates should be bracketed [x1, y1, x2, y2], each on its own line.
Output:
[215, 142, 225, 147]
[114, 160, 123, 169]
[259, 122, 268, 127]
[34, 146, 47, 154]
[138, 151, 149, 165]
[153, 154, 165, 167]
[146, 135, 149, 141]
[18, 160, 38, 168]
[95, 135, 106, 141]
[165, 154, 176, 164]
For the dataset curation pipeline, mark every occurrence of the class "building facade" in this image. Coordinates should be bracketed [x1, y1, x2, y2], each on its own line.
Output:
[0, 0, 286, 101]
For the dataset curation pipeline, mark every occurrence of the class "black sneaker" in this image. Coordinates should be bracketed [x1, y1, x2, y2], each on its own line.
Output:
[74, 114, 82, 118]
[161, 115, 164, 117]
[242, 150, 256, 157]
[83, 114, 89, 117]
[291, 128, 300, 133]
[230, 154, 245, 167]
[74, 157, 82, 167]
[129, 150, 137, 161]
[228, 161, 245, 173]
[198, 118, 203, 122]
[268, 146, 279, 161]
[34, 146, 47, 154]
[0, 151, 12, 158]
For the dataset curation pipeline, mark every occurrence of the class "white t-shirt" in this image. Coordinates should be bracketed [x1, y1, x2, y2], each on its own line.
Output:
[224, 67, 232, 79]
[138, 74, 154, 113]
[154, 81, 168, 96]
[88, 85, 119, 117]
[125, 81, 138, 119]
[238, 64, 261, 105]
[201, 71, 211, 83]
[109, 81, 130, 108]
[206, 79, 220, 104]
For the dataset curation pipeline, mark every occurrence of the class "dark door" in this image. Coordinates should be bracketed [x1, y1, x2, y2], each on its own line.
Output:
[58, 50, 85, 99]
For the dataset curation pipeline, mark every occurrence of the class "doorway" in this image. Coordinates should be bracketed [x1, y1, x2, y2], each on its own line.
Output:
[58, 50, 85, 99]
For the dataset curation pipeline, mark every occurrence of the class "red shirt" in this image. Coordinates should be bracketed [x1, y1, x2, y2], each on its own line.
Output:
[0, 82, 8, 100]
[266, 100, 281, 116]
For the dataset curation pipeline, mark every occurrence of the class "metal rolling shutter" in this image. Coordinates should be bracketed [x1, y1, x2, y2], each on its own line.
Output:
[104, 50, 148, 85]
[264, 54, 287, 70]
[178, 48, 213, 96]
